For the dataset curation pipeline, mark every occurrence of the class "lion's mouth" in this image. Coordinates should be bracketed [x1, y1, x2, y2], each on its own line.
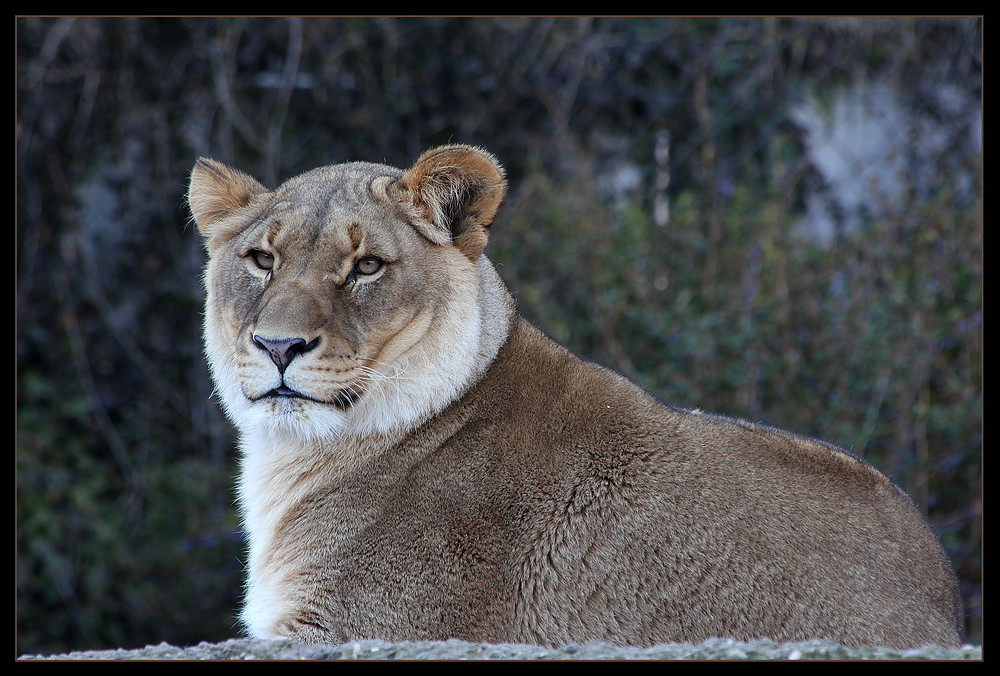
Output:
[261, 385, 360, 410]
[259, 387, 310, 404]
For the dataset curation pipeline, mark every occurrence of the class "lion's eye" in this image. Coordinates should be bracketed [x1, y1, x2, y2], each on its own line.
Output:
[249, 250, 274, 271]
[355, 257, 383, 276]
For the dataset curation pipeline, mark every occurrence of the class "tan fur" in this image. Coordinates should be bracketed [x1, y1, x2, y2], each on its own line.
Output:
[189, 144, 963, 649]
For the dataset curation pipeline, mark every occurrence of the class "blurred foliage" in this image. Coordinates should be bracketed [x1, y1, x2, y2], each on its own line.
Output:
[16, 17, 980, 655]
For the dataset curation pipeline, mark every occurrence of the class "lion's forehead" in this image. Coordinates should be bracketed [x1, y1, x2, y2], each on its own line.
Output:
[276, 163, 400, 209]
[255, 164, 407, 253]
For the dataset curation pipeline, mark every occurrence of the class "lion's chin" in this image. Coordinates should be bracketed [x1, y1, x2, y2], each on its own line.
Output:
[239, 396, 351, 444]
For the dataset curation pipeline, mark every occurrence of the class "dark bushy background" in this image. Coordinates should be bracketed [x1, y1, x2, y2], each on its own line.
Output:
[16, 17, 981, 655]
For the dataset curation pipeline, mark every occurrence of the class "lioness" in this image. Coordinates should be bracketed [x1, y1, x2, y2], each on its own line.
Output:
[188, 144, 963, 649]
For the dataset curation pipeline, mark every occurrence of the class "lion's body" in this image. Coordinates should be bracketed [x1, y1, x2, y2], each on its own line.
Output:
[189, 145, 963, 649]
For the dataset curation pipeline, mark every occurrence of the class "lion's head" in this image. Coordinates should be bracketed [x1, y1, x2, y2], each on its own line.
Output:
[188, 145, 511, 444]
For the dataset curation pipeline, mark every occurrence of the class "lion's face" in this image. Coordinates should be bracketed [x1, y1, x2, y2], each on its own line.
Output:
[189, 148, 507, 443]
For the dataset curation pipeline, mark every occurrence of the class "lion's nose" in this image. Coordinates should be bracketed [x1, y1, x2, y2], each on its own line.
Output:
[252, 335, 320, 374]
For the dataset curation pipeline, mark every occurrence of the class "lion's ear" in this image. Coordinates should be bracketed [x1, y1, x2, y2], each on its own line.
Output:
[188, 158, 268, 249]
[393, 145, 507, 260]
